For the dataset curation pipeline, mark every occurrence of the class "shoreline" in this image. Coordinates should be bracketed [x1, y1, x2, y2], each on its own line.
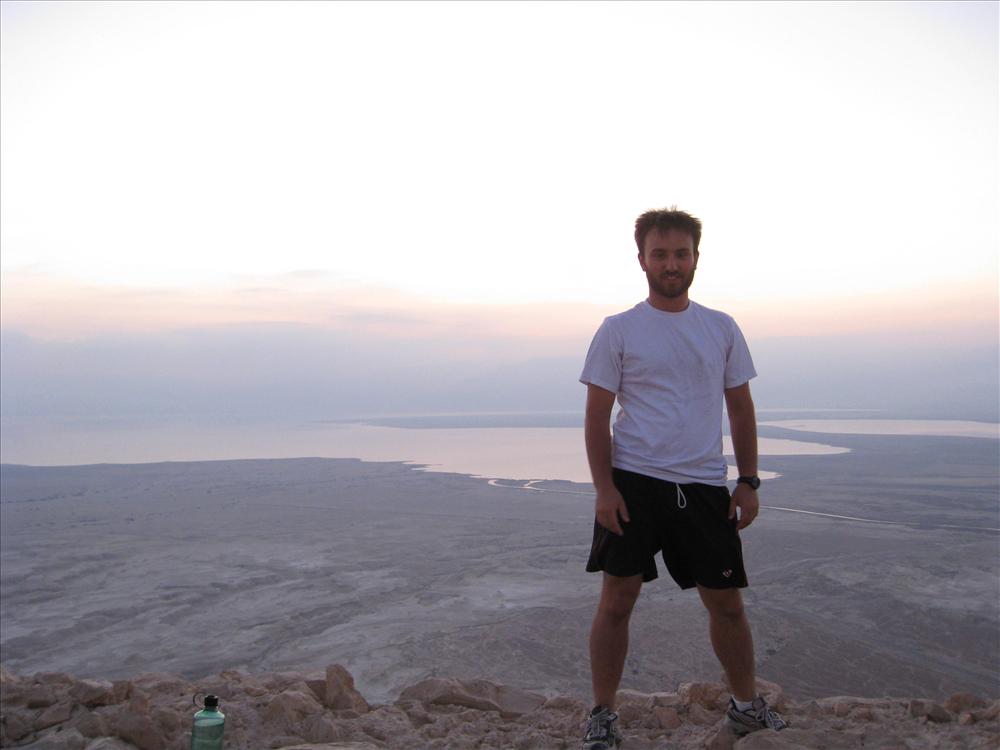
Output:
[0, 418, 850, 481]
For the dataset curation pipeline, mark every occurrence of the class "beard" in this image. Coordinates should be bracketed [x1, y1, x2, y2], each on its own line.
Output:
[646, 267, 696, 299]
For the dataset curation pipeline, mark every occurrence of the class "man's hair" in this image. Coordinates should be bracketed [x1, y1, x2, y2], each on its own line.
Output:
[634, 207, 703, 254]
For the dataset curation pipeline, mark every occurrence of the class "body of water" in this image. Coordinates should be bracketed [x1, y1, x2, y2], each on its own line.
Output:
[2, 413, 996, 483]
[1, 417, 850, 482]
[761, 419, 1000, 439]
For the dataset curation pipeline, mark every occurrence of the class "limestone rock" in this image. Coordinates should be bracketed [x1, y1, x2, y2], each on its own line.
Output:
[324, 665, 369, 713]
[705, 726, 738, 750]
[34, 700, 73, 730]
[263, 689, 325, 734]
[81, 740, 138, 750]
[615, 702, 645, 724]
[615, 689, 660, 724]
[653, 705, 681, 729]
[151, 706, 182, 734]
[3, 705, 36, 741]
[110, 681, 132, 704]
[651, 691, 683, 707]
[71, 709, 109, 738]
[798, 700, 824, 718]
[358, 704, 419, 742]
[754, 678, 786, 712]
[299, 713, 346, 744]
[398, 677, 545, 719]
[34, 672, 75, 686]
[617, 688, 656, 710]
[945, 692, 987, 713]
[125, 694, 150, 716]
[679, 681, 728, 710]
[971, 699, 1000, 722]
[269, 735, 308, 749]
[0, 677, 30, 705]
[129, 674, 187, 699]
[908, 699, 953, 723]
[735, 729, 822, 749]
[112, 709, 164, 750]
[687, 702, 720, 725]
[302, 674, 328, 704]
[20, 727, 88, 749]
[274, 744, 383, 749]
[849, 704, 874, 721]
[2, 663, 998, 750]
[816, 695, 897, 718]
[26, 684, 61, 709]
[70, 679, 117, 708]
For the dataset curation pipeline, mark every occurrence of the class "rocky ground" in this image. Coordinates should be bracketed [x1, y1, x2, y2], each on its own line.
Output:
[1, 664, 997, 750]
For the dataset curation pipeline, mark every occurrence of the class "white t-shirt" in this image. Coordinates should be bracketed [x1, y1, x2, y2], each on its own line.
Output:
[579, 300, 757, 486]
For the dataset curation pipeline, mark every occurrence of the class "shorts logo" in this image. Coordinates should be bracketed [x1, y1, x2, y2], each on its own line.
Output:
[722, 569, 732, 578]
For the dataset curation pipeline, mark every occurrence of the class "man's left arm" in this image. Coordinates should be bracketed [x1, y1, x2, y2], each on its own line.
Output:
[725, 382, 759, 531]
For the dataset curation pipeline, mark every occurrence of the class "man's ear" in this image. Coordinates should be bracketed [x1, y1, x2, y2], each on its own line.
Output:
[693, 250, 699, 269]
[637, 251, 647, 272]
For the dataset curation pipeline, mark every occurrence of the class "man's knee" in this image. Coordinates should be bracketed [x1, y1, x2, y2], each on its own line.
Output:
[698, 586, 745, 621]
[598, 574, 642, 621]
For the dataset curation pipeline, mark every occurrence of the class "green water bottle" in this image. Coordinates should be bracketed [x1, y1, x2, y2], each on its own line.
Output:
[191, 693, 225, 750]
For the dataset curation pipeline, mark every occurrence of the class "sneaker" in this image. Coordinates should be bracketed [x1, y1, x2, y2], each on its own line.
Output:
[725, 696, 787, 735]
[582, 705, 623, 749]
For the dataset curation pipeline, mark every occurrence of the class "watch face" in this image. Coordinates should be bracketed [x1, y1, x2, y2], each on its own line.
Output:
[740, 476, 760, 490]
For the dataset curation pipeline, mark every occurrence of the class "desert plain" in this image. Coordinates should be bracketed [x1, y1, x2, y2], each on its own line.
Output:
[1, 424, 997, 712]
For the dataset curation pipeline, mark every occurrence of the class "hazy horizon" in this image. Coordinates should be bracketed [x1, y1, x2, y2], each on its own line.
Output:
[2, 313, 998, 427]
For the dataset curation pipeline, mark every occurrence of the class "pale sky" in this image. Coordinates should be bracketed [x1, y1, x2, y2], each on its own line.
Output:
[2, 0, 997, 341]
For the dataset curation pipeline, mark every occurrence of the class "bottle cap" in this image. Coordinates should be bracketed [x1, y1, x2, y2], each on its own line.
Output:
[204, 694, 219, 709]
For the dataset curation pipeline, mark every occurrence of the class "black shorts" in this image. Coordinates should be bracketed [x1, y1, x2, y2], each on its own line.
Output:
[586, 468, 748, 590]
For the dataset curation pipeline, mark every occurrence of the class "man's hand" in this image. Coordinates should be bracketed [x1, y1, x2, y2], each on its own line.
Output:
[595, 485, 630, 536]
[729, 483, 759, 530]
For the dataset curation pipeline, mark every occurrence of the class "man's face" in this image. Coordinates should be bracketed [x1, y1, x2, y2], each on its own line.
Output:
[638, 228, 698, 300]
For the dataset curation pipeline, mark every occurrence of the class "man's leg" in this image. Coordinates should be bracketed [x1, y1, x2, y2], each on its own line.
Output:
[590, 573, 643, 708]
[696, 585, 756, 701]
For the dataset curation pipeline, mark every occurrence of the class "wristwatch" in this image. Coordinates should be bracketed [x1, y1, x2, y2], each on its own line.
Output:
[737, 475, 761, 490]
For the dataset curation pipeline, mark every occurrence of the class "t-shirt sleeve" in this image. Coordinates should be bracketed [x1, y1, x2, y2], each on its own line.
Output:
[579, 318, 622, 393]
[724, 318, 757, 389]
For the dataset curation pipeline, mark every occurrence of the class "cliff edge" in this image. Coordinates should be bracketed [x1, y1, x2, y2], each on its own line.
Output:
[1, 664, 997, 749]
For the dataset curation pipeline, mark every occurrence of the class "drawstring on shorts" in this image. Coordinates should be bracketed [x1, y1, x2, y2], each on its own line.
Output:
[676, 484, 688, 509]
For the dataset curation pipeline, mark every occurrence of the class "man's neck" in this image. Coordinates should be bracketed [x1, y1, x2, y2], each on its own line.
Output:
[647, 292, 691, 313]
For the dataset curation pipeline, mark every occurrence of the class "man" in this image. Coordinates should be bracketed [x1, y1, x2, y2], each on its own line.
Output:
[579, 208, 785, 749]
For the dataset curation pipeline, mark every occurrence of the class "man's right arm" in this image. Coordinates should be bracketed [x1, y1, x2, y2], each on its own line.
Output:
[585, 383, 630, 535]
